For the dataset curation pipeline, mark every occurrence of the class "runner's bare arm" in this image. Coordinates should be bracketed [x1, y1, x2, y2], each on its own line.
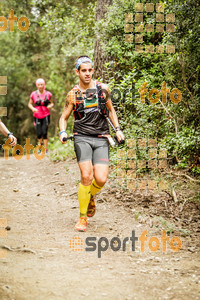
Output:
[28, 98, 37, 113]
[0, 119, 9, 136]
[59, 92, 74, 143]
[0, 119, 17, 146]
[102, 84, 125, 142]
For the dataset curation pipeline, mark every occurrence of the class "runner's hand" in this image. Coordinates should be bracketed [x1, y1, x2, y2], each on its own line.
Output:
[43, 99, 50, 107]
[32, 108, 38, 113]
[60, 132, 68, 144]
[116, 130, 125, 143]
[8, 135, 17, 146]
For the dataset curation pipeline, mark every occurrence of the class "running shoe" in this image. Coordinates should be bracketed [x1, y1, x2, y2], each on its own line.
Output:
[75, 217, 88, 232]
[87, 196, 96, 217]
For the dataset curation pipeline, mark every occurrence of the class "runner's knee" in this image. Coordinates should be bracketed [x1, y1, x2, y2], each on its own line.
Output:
[95, 175, 108, 187]
[81, 171, 93, 185]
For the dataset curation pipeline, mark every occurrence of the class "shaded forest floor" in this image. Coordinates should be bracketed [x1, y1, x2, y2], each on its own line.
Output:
[0, 155, 200, 300]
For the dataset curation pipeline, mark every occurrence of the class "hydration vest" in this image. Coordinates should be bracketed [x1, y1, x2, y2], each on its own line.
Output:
[73, 82, 108, 121]
[34, 90, 48, 106]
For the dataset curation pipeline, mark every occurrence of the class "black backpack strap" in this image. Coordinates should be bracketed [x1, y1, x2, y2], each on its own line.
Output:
[36, 90, 40, 100]
[34, 90, 41, 106]
[97, 82, 108, 117]
[44, 91, 48, 101]
[73, 86, 85, 120]
[36, 90, 48, 100]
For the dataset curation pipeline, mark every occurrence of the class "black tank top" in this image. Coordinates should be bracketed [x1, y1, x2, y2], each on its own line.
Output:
[73, 82, 110, 136]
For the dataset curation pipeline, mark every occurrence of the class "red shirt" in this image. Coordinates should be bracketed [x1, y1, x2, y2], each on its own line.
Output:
[30, 90, 52, 119]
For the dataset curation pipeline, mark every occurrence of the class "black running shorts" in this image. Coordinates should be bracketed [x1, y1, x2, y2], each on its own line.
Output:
[74, 135, 109, 165]
[34, 116, 50, 139]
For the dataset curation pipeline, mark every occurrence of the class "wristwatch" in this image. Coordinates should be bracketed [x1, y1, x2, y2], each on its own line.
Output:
[115, 126, 121, 132]
[7, 132, 13, 138]
[60, 130, 66, 135]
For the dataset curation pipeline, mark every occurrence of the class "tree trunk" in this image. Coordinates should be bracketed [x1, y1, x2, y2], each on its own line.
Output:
[94, 0, 113, 81]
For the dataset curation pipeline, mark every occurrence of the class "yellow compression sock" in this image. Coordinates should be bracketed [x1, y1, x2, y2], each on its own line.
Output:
[90, 179, 103, 197]
[78, 183, 91, 217]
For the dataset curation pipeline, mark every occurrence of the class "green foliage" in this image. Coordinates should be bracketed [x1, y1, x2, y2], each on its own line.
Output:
[48, 136, 75, 162]
[0, 0, 199, 174]
[161, 126, 200, 164]
[96, 0, 200, 174]
[0, 0, 95, 149]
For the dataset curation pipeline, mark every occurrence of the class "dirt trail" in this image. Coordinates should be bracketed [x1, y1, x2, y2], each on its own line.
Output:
[0, 155, 199, 300]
